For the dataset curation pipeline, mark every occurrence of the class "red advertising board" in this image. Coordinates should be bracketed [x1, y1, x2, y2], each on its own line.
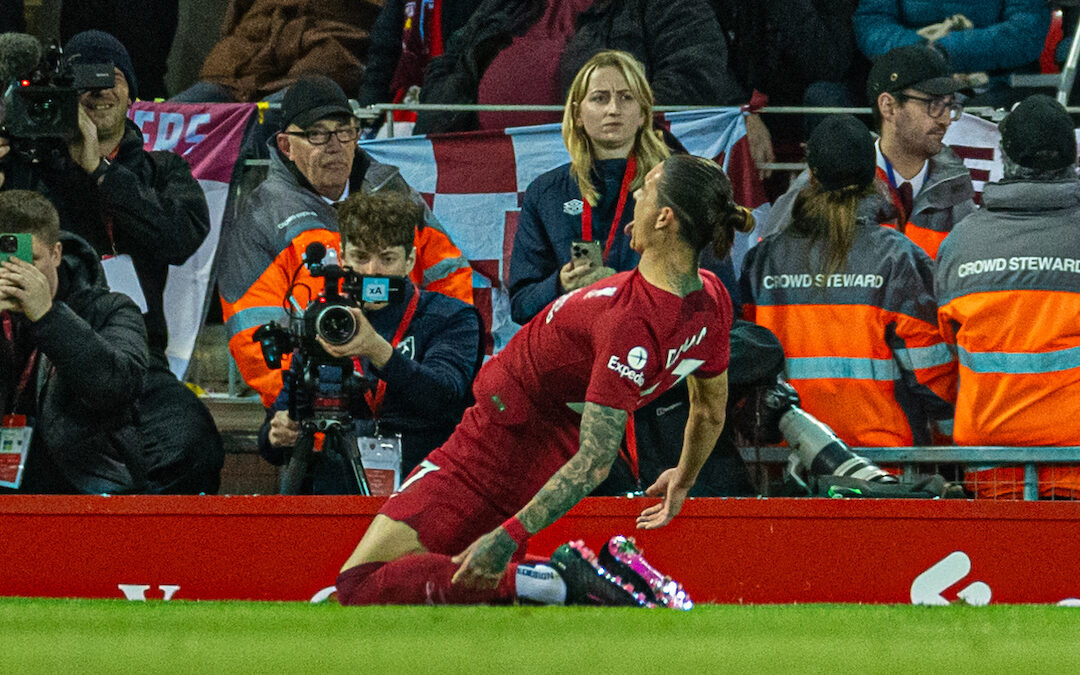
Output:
[1, 496, 1077, 605]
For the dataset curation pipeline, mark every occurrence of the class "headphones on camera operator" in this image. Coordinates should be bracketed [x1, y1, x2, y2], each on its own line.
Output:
[254, 241, 406, 495]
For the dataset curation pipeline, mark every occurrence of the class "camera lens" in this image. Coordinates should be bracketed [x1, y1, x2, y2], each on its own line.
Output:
[0, 235, 16, 253]
[315, 305, 358, 345]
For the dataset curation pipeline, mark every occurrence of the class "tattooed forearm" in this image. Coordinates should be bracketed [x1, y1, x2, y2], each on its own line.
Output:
[517, 402, 627, 535]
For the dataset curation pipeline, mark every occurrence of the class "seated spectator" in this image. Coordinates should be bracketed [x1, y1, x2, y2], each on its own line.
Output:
[764, 44, 976, 260]
[936, 95, 1080, 500]
[0, 31, 223, 494]
[413, 0, 773, 176]
[173, 0, 380, 105]
[218, 75, 473, 408]
[358, 0, 484, 115]
[853, 0, 1051, 108]
[259, 191, 482, 493]
[0, 191, 148, 494]
[741, 115, 956, 448]
[509, 51, 755, 496]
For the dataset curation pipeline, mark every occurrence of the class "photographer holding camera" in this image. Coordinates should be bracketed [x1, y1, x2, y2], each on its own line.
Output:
[0, 30, 223, 494]
[259, 191, 482, 494]
[0, 190, 149, 494]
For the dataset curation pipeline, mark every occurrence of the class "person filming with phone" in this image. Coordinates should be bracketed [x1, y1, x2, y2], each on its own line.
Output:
[0, 190, 149, 494]
[258, 191, 482, 494]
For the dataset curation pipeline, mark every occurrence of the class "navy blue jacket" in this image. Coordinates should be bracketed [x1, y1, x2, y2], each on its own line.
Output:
[509, 159, 739, 325]
[260, 283, 482, 492]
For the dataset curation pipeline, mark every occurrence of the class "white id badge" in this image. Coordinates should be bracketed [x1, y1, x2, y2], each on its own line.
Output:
[0, 418, 33, 489]
[356, 435, 402, 496]
[101, 255, 148, 313]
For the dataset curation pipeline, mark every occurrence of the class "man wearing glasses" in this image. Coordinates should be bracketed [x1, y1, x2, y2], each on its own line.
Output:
[219, 75, 474, 407]
[864, 44, 976, 259]
[761, 44, 975, 261]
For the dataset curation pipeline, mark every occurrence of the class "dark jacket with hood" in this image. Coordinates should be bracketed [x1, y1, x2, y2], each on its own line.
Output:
[0, 233, 149, 494]
[20, 119, 210, 368]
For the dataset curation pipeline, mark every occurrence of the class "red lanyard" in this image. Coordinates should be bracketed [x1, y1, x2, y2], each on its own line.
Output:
[352, 288, 420, 419]
[2, 313, 37, 414]
[581, 155, 637, 264]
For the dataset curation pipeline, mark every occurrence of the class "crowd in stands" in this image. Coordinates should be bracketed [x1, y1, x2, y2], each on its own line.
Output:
[2, 1, 1079, 500]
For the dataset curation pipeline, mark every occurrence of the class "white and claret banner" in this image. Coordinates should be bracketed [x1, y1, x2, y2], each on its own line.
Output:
[359, 108, 768, 353]
[127, 101, 255, 378]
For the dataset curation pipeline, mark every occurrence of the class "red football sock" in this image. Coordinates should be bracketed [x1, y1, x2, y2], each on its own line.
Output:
[335, 554, 519, 606]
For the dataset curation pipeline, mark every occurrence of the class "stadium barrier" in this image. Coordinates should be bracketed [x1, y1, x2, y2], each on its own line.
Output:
[1, 495, 1078, 605]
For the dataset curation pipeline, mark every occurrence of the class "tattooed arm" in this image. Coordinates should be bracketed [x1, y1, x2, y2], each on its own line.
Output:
[638, 370, 728, 529]
[450, 402, 627, 588]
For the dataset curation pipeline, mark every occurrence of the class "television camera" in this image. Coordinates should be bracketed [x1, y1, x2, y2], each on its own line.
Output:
[0, 35, 114, 171]
[254, 242, 406, 495]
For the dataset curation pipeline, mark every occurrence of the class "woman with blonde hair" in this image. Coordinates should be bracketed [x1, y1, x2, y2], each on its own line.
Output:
[508, 50, 669, 324]
[741, 114, 956, 448]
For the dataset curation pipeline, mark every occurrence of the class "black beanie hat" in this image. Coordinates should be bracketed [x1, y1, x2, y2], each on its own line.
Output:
[1000, 94, 1077, 170]
[64, 30, 137, 99]
[806, 115, 877, 192]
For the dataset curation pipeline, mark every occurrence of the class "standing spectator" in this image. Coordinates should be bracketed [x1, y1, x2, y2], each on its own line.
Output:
[259, 191, 482, 492]
[741, 115, 956, 448]
[763, 44, 977, 260]
[0, 191, 148, 494]
[853, 0, 1051, 108]
[508, 50, 755, 497]
[936, 94, 1080, 500]
[60, 1, 179, 100]
[218, 75, 473, 408]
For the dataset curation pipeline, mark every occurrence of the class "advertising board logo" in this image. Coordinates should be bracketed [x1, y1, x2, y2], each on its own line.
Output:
[909, 551, 990, 606]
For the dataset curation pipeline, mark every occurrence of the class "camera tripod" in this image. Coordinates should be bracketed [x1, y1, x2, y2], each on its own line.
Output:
[279, 413, 372, 495]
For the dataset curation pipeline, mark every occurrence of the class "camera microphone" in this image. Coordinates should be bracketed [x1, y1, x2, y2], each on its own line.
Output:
[304, 241, 326, 266]
[0, 33, 42, 84]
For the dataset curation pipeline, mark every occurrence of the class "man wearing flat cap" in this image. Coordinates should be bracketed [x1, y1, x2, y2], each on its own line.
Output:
[936, 94, 1080, 500]
[764, 44, 976, 260]
[219, 74, 474, 408]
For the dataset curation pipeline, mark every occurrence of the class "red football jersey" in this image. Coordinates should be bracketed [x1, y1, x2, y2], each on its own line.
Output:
[428, 268, 732, 506]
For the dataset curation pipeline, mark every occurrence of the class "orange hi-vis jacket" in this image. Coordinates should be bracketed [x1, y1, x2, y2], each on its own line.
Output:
[217, 148, 473, 407]
[741, 210, 956, 447]
[936, 179, 1080, 499]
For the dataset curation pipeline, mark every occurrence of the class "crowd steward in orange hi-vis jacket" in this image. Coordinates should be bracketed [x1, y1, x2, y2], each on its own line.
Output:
[936, 95, 1080, 500]
[763, 44, 975, 260]
[741, 115, 956, 447]
[217, 75, 473, 407]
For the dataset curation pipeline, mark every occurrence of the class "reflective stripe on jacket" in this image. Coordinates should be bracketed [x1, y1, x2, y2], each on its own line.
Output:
[741, 210, 956, 446]
[936, 178, 1080, 498]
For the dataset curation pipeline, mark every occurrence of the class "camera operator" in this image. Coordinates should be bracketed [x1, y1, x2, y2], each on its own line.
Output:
[0, 30, 223, 494]
[0, 191, 148, 494]
[259, 191, 482, 494]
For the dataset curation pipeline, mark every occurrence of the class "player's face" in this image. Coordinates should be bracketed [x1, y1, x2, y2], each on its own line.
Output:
[277, 116, 358, 200]
[575, 66, 646, 160]
[79, 67, 130, 141]
[628, 162, 665, 253]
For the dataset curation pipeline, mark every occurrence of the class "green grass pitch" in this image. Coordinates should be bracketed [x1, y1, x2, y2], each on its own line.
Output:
[3, 599, 1079, 672]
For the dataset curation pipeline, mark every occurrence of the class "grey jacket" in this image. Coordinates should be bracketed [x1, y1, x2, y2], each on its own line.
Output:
[763, 145, 976, 243]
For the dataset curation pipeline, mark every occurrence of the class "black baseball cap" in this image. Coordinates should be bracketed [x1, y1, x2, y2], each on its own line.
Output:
[806, 114, 876, 191]
[1000, 94, 1078, 170]
[867, 44, 957, 103]
[280, 75, 356, 130]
